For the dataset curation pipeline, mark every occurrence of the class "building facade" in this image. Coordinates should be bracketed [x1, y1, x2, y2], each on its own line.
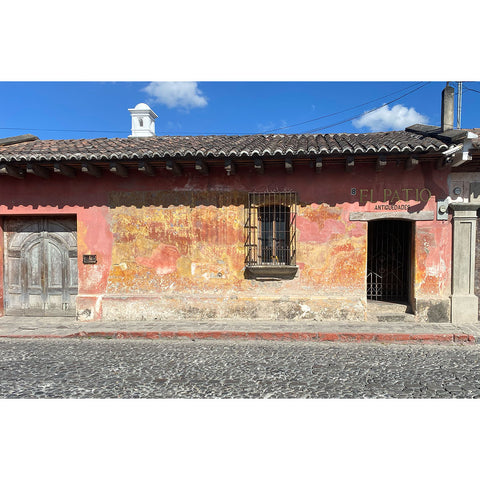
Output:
[0, 103, 477, 324]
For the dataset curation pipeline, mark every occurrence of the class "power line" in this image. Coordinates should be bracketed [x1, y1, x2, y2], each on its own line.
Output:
[464, 86, 480, 95]
[0, 126, 256, 136]
[302, 82, 431, 134]
[0, 82, 432, 138]
[262, 82, 425, 133]
[0, 126, 130, 134]
[457, 81, 463, 129]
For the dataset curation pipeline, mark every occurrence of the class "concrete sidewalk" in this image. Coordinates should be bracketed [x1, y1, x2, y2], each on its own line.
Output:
[0, 316, 479, 344]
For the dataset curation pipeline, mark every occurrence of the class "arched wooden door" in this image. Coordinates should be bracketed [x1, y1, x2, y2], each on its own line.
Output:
[4, 217, 78, 316]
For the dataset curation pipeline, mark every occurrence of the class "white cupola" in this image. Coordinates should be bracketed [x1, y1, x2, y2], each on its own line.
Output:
[128, 103, 158, 137]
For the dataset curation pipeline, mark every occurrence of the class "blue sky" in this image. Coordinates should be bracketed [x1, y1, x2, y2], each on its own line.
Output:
[0, 81, 479, 141]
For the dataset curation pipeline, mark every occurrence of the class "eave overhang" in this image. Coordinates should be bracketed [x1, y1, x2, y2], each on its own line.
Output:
[0, 131, 453, 179]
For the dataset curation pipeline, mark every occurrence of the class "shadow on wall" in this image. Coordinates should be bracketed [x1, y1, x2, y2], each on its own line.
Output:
[108, 190, 248, 209]
[0, 161, 449, 211]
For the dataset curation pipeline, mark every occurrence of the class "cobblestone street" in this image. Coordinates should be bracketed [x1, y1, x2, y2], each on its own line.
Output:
[1, 338, 480, 398]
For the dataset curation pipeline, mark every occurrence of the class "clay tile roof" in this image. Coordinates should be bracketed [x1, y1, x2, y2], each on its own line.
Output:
[0, 131, 451, 163]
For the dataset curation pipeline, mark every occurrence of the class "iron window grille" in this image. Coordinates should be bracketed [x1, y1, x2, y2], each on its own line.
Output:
[244, 192, 297, 266]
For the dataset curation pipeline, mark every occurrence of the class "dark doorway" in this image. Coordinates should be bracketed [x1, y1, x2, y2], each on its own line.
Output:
[367, 220, 412, 303]
[3, 217, 78, 316]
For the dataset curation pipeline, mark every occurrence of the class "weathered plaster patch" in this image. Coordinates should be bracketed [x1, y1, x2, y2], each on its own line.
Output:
[415, 221, 451, 296]
[107, 199, 245, 294]
[136, 244, 180, 275]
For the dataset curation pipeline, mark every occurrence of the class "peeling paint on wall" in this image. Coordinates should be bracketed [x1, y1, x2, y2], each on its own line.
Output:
[415, 219, 451, 296]
[107, 197, 245, 294]
[0, 163, 453, 322]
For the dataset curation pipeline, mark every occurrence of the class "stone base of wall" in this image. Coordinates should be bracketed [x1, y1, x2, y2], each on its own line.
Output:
[73, 295, 453, 323]
[451, 294, 478, 324]
[80, 295, 368, 323]
[76, 296, 103, 321]
[415, 298, 451, 323]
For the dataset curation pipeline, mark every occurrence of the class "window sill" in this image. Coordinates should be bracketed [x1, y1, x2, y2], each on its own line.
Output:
[245, 265, 298, 281]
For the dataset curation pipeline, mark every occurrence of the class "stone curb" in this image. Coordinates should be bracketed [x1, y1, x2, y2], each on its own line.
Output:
[0, 331, 477, 344]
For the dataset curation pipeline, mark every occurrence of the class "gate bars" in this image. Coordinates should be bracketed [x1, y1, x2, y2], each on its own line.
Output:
[367, 220, 411, 302]
[244, 192, 297, 266]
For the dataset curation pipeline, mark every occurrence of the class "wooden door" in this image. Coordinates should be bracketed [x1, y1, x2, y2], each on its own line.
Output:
[4, 217, 78, 316]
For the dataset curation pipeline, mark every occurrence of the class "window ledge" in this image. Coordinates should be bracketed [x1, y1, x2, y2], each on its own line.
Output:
[245, 265, 298, 280]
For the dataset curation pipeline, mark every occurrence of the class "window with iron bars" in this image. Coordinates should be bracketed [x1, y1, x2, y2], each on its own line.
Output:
[244, 192, 297, 266]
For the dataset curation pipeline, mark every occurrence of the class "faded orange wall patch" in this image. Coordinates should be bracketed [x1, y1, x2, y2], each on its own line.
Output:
[136, 244, 181, 275]
[107, 195, 246, 293]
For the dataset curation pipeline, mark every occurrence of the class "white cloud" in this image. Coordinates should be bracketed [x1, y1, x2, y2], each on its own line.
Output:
[257, 120, 289, 133]
[352, 104, 428, 132]
[142, 82, 208, 110]
[257, 121, 275, 132]
[166, 121, 183, 131]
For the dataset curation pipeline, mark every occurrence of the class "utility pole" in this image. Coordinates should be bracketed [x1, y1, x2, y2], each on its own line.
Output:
[456, 81, 463, 129]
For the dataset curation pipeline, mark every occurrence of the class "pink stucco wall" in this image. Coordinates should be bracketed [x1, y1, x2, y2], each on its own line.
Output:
[0, 160, 451, 321]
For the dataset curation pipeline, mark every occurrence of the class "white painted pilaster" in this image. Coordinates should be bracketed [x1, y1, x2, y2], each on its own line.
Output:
[450, 203, 479, 324]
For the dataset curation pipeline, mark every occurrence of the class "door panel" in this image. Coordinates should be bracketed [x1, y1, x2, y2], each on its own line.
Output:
[4, 217, 78, 316]
[47, 241, 64, 288]
[26, 242, 43, 289]
[69, 255, 78, 289]
[5, 251, 23, 312]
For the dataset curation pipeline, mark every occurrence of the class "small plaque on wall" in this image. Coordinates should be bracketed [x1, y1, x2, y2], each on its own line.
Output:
[83, 254, 97, 264]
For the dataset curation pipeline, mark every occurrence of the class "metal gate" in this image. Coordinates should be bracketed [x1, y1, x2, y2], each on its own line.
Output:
[367, 220, 411, 302]
[3, 217, 78, 316]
